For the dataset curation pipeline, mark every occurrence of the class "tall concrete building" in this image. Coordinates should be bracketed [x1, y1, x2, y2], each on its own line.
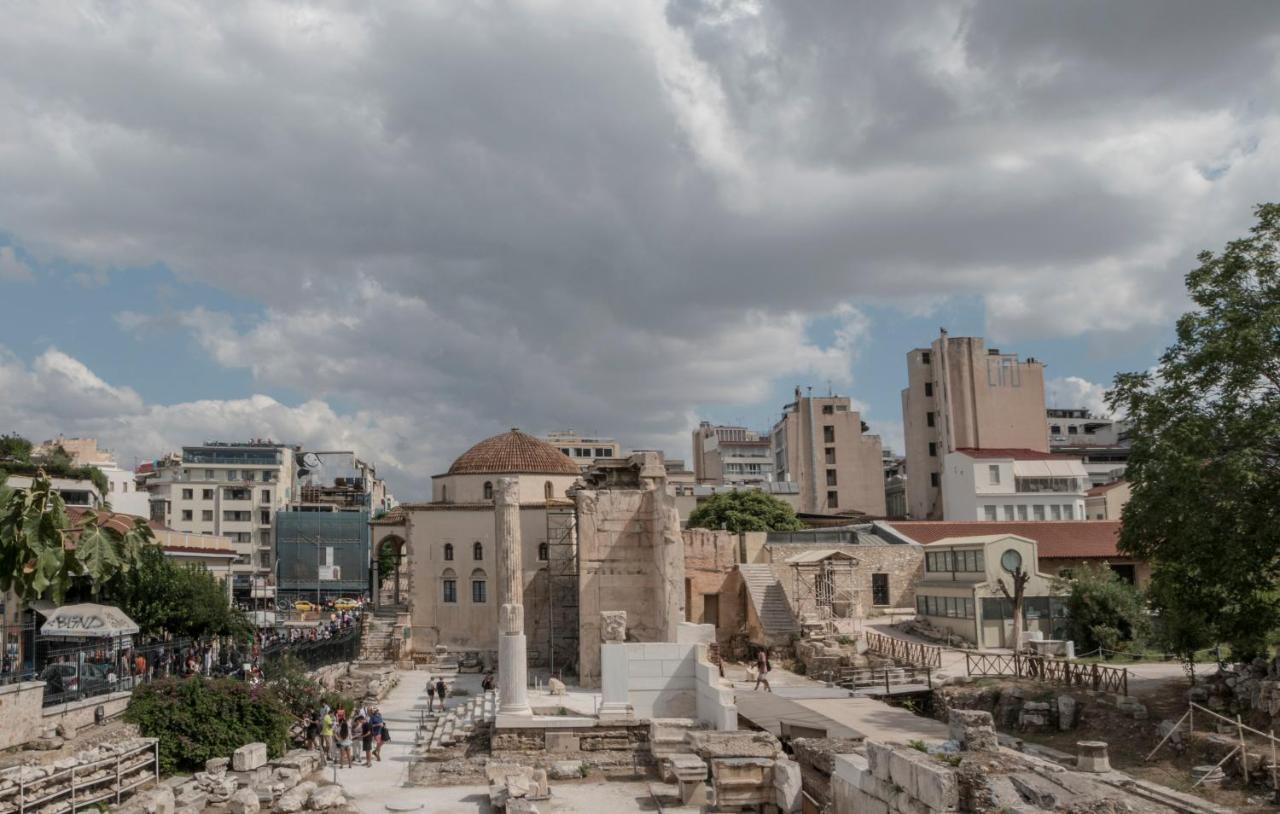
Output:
[690, 423, 775, 486]
[901, 332, 1048, 519]
[771, 388, 885, 516]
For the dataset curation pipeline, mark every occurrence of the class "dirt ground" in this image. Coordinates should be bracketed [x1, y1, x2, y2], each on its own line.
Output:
[999, 676, 1280, 812]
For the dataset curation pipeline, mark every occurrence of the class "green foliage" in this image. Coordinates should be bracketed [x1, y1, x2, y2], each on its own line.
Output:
[0, 433, 32, 462]
[0, 473, 153, 603]
[105, 546, 250, 639]
[126, 677, 291, 774]
[908, 739, 927, 752]
[0, 435, 110, 497]
[686, 490, 805, 533]
[1060, 564, 1151, 654]
[261, 654, 356, 717]
[376, 542, 398, 587]
[1109, 203, 1280, 663]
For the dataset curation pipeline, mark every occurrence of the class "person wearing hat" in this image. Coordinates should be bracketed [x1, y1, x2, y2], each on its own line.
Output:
[358, 711, 374, 766]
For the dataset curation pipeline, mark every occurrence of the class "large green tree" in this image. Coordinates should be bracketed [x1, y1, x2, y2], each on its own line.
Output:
[0, 473, 152, 603]
[687, 490, 805, 533]
[1109, 202, 1280, 665]
[1059, 564, 1150, 655]
[106, 545, 250, 639]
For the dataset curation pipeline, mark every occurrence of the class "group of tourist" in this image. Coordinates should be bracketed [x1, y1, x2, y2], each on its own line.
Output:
[302, 702, 387, 768]
[425, 675, 450, 711]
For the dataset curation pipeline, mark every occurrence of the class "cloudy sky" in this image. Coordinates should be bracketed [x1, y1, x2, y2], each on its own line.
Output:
[0, 0, 1276, 497]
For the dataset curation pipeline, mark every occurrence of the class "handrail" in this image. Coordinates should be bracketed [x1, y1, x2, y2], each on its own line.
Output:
[863, 630, 943, 669]
[964, 652, 1128, 696]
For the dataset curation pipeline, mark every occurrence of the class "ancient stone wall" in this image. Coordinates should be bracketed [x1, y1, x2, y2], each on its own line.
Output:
[683, 529, 748, 645]
[764, 542, 922, 618]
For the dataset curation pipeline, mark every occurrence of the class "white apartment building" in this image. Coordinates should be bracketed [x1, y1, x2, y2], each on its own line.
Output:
[691, 422, 775, 487]
[941, 448, 1088, 522]
[30, 435, 148, 515]
[540, 430, 621, 471]
[142, 441, 298, 574]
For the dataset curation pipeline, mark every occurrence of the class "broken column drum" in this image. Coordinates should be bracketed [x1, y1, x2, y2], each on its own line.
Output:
[496, 477, 532, 716]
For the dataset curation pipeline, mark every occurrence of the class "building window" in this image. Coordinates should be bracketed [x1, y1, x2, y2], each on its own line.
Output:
[928, 442, 937, 457]
[202, 510, 213, 521]
[442, 571, 457, 604]
[473, 542, 483, 560]
[983, 505, 997, 521]
[227, 470, 238, 480]
[261, 489, 271, 503]
[871, 573, 890, 606]
[595, 447, 611, 457]
[826, 490, 839, 508]
[824, 448, 836, 465]
[483, 481, 493, 500]
[1064, 504, 1075, 520]
[260, 510, 271, 524]
[444, 543, 454, 561]
[538, 542, 549, 561]
[822, 404, 834, 415]
[202, 488, 214, 500]
[1050, 504, 1062, 520]
[1033, 505, 1046, 520]
[1050, 425, 1061, 435]
[924, 382, 933, 397]
[560, 448, 570, 456]
[826, 469, 838, 486]
[823, 426, 835, 443]
[545, 481, 554, 500]
[182, 488, 194, 500]
[926, 411, 935, 428]
[205, 469, 215, 479]
[441, 485, 448, 502]
[471, 571, 487, 603]
[1017, 505, 1028, 520]
[1003, 505, 1015, 520]
[1068, 425, 1078, 435]
[921, 351, 931, 365]
[181, 510, 193, 521]
[930, 472, 940, 488]
[988, 465, 1000, 485]
[108, 481, 115, 493]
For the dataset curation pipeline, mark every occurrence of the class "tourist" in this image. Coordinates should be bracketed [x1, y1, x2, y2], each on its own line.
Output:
[369, 706, 385, 762]
[426, 677, 436, 711]
[336, 710, 352, 768]
[753, 649, 772, 693]
[321, 707, 334, 760]
[359, 712, 374, 767]
[481, 672, 494, 692]
[435, 677, 447, 709]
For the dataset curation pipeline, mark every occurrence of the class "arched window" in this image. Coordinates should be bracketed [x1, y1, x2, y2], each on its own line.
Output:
[443, 543, 454, 561]
[441, 484, 448, 502]
[538, 542, 549, 561]
[441, 569, 458, 604]
[544, 481, 554, 500]
[483, 481, 493, 500]
[473, 541, 483, 561]
[470, 569, 488, 604]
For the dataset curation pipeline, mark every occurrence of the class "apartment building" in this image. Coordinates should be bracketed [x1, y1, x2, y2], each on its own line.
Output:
[771, 387, 885, 516]
[31, 435, 148, 515]
[901, 332, 1048, 519]
[941, 448, 1089, 522]
[1047, 408, 1130, 486]
[691, 422, 775, 486]
[141, 441, 298, 576]
[540, 431, 621, 471]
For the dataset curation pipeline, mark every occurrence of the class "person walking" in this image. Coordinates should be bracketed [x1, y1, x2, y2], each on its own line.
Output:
[359, 712, 374, 767]
[753, 649, 772, 692]
[426, 678, 436, 712]
[435, 677, 447, 710]
[335, 710, 352, 768]
[320, 707, 335, 762]
[369, 706, 385, 762]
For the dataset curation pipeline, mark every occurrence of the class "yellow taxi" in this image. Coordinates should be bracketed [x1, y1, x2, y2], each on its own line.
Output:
[293, 600, 317, 612]
[333, 598, 359, 611]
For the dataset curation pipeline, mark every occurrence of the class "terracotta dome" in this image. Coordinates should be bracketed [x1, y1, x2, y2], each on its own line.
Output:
[447, 429, 580, 476]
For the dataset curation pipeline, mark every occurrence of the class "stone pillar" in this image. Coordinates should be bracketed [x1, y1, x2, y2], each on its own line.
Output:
[1076, 740, 1110, 773]
[496, 477, 531, 716]
[598, 611, 635, 721]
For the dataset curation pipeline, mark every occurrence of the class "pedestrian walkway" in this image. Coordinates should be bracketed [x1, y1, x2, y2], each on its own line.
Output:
[326, 669, 429, 813]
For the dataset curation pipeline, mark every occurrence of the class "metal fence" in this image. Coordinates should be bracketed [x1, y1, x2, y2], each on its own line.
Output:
[863, 630, 943, 669]
[261, 628, 360, 671]
[964, 652, 1129, 696]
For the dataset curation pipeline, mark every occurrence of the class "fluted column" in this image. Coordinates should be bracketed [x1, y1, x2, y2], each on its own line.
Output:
[495, 477, 531, 716]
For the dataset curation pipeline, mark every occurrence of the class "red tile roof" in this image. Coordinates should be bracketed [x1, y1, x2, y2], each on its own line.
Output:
[447, 429, 580, 476]
[953, 448, 1080, 461]
[881, 520, 1123, 559]
[1086, 480, 1128, 497]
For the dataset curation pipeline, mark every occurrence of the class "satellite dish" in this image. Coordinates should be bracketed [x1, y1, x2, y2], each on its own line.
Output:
[302, 453, 323, 469]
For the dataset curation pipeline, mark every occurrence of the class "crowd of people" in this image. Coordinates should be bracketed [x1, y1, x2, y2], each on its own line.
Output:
[301, 702, 387, 769]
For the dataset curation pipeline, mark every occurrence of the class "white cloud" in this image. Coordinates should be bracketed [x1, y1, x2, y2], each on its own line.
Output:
[1045, 376, 1113, 419]
[0, 247, 32, 282]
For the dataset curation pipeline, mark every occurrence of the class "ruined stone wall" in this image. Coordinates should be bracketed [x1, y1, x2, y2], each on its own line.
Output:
[683, 529, 743, 643]
[576, 483, 685, 686]
[764, 542, 922, 618]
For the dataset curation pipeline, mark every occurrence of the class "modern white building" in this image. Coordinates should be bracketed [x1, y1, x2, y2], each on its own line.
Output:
[940, 448, 1088, 522]
[691, 422, 776, 487]
[4, 475, 104, 509]
[540, 430, 621, 471]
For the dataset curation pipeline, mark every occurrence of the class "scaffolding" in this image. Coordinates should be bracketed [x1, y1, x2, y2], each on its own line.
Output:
[789, 551, 861, 634]
[545, 505, 579, 678]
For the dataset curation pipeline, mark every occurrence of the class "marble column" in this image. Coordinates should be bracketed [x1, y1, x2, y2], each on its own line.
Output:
[495, 477, 532, 716]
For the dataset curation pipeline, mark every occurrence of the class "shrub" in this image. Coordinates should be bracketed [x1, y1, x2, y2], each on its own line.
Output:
[1060, 564, 1150, 654]
[126, 676, 291, 774]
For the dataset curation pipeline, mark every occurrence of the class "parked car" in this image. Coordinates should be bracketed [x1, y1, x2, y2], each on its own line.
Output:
[293, 600, 317, 612]
[333, 598, 359, 611]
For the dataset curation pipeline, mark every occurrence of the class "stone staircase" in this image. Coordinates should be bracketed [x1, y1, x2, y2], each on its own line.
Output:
[417, 689, 497, 753]
[358, 612, 400, 662]
[738, 564, 800, 638]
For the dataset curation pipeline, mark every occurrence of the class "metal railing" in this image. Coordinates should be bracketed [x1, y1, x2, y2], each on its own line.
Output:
[833, 665, 933, 694]
[261, 628, 360, 671]
[863, 630, 943, 669]
[964, 652, 1128, 696]
[11, 739, 158, 814]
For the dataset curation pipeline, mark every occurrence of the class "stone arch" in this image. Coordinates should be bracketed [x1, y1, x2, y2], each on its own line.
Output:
[444, 542, 455, 561]
[470, 568, 488, 604]
[538, 542, 549, 561]
[441, 567, 458, 604]
[473, 541, 484, 561]
[374, 534, 408, 608]
[544, 480, 554, 500]
[483, 481, 494, 500]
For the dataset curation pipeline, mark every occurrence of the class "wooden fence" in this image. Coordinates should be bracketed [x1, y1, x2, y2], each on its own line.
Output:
[863, 630, 943, 669]
[835, 665, 934, 695]
[965, 652, 1128, 696]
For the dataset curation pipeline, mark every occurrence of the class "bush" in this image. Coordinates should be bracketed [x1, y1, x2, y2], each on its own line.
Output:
[125, 676, 291, 774]
[263, 655, 356, 717]
[686, 490, 804, 533]
[1060, 564, 1150, 654]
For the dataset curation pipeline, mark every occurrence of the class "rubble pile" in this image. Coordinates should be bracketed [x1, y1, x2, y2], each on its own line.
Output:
[0, 738, 156, 814]
[160, 744, 352, 814]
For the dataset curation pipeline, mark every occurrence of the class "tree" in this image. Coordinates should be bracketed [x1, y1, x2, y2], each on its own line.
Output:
[686, 490, 805, 533]
[1059, 564, 1150, 655]
[376, 542, 398, 588]
[1109, 202, 1280, 664]
[0, 433, 32, 462]
[0, 473, 152, 603]
[996, 566, 1031, 652]
[106, 546, 250, 639]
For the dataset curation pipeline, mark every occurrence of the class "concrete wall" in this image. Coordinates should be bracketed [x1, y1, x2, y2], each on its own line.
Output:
[683, 529, 741, 639]
[1041, 556, 1151, 589]
[1086, 481, 1131, 520]
[430, 472, 579, 504]
[0, 681, 45, 750]
[42, 690, 132, 735]
[762, 542, 923, 617]
[606, 624, 735, 730]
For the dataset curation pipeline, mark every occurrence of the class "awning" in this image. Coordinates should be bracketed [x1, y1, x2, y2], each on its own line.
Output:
[1012, 460, 1084, 477]
[39, 603, 139, 638]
